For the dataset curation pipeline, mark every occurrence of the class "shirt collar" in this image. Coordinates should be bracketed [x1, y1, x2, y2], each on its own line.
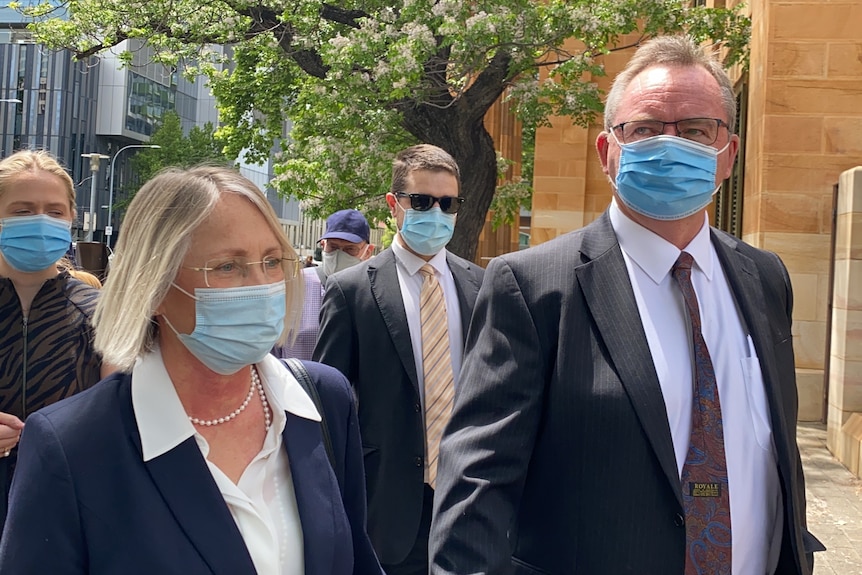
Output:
[132, 348, 195, 462]
[609, 198, 714, 284]
[132, 349, 321, 462]
[259, 353, 322, 423]
[391, 234, 449, 277]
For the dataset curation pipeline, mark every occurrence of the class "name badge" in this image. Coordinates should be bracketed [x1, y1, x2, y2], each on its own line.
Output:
[689, 482, 721, 497]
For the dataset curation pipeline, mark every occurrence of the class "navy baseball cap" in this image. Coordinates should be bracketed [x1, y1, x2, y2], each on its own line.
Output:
[319, 209, 370, 244]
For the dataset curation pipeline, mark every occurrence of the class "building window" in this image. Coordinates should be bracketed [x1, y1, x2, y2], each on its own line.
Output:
[38, 53, 48, 115]
[125, 72, 176, 136]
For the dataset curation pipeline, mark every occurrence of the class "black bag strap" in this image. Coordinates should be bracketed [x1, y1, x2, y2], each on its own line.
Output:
[284, 358, 336, 470]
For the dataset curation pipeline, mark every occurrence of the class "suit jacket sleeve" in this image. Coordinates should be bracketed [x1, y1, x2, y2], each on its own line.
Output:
[771, 250, 820, 570]
[340, 377, 382, 575]
[0, 412, 86, 574]
[313, 274, 356, 382]
[304, 362, 383, 575]
[430, 256, 546, 575]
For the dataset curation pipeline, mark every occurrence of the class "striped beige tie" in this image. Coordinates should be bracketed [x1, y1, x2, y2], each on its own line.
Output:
[419, 264, 455, 488]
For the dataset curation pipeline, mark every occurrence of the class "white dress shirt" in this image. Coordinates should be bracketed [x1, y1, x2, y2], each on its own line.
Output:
[391, 236, 464, 394]
[391, 236, 464, 482]
[609, 200, 783, 575]
[132, 349, 322, 575]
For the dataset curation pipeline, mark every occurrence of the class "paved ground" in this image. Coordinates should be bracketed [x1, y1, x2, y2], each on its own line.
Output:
[799, 422, 862, 574]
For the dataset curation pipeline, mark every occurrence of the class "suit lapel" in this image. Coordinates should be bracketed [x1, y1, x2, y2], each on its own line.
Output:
[283, 415, 338, 575]
[446, 253, 481, 341]
[143, 439, 257, 575]
[368, 250, 420, 392]
[710, 232, 793, 476]
[577, 214, 682, 505]
[116, 378, 256, 575]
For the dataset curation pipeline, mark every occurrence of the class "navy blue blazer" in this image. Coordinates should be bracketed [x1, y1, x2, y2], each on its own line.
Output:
[0, 360, 383, 575]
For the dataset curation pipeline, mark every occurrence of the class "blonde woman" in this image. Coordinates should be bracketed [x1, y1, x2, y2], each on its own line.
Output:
[0, 150, 109, 532]
[0, 166, 383, 575]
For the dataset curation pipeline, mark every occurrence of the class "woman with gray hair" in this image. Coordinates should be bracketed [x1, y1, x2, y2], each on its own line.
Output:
[0, 166, 383, 575]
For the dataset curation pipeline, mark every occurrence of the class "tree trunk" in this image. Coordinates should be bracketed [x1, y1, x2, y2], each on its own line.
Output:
[400, 107, 499, 263]
[446, 125, 497, 263]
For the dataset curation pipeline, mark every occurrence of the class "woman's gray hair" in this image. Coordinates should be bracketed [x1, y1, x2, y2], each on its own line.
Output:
[603, 36, 737, 133]
[93, 165, 302, 371]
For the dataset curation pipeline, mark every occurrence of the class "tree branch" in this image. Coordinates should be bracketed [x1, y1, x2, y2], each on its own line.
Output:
[320, 3, 367, 28]
[74, 1, 364, 78]
[462, 50, 511, 122]
[76, 32, 129, 60]
[290, 49, 328, 78]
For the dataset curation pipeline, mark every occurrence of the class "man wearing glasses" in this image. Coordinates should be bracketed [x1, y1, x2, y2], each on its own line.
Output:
[315, 144, 484, 575]
[430, 36, 823, 575]
[274, 209, 373, 360]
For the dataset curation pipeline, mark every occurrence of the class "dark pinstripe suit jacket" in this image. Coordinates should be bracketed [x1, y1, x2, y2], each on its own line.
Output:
[430, 212, 821, 575]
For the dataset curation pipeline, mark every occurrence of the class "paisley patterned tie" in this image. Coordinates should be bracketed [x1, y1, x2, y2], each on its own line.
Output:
[672, 252, 732, 575]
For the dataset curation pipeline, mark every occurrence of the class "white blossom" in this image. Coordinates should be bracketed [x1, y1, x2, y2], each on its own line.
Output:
[329, 35, 350, 50]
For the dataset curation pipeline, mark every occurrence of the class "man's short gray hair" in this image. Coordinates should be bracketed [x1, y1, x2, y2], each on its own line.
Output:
[603, 36, 737, 133]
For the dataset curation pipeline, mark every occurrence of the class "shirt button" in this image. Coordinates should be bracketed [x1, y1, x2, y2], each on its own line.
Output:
[414, 403, 421, 413]
[674, 513, 685, 527]
[414, 457, 423, 467]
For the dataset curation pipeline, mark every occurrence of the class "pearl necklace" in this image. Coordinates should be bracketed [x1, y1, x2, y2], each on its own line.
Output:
[189, 366, 270, 431]
[258, 367, 272, 431]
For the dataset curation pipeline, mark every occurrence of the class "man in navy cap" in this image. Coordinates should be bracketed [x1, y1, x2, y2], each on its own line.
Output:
[274, 208, 374, 360]
[319, 209, 374, 278]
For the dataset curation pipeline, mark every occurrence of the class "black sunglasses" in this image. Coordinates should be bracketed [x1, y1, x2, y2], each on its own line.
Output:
[394, 192, 465, 215]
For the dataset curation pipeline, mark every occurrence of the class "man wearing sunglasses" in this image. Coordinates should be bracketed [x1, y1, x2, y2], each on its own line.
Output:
[314, 144, 484, 575]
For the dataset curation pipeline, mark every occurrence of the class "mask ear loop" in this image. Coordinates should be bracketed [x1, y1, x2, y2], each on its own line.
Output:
[714, 139, 732, 156]
[159, 283, 199, 338]
[160, 313, 187, 338]
[170, 282, 200, 301]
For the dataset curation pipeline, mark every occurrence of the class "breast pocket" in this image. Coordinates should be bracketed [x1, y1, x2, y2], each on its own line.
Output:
[741, 337, 774, 452]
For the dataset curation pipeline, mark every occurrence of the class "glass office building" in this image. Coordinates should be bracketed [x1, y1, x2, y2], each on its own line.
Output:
[0, 13, 299, 242]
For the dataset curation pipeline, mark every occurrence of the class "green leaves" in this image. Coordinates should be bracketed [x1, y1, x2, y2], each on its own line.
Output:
[20, 0, 750, 255]
[114, 112, 231, 214]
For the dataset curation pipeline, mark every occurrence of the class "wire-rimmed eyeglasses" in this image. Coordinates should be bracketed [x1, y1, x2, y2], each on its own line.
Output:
[184, 256, 300, 287]
[611, 118, 730, 146]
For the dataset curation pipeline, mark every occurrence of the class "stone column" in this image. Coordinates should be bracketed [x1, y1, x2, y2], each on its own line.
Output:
[826, 166, 862, 478]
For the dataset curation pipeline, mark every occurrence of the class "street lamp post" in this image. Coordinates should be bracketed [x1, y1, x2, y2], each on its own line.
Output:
[81, 153, 109, 242]
[106, 144, 161, 249]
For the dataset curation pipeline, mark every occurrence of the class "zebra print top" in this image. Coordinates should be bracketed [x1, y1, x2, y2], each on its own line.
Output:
[0, 271, 103, 528]
[0, 271, 102, 422]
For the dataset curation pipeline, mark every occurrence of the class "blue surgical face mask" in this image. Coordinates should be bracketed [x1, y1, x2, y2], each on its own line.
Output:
[0, 214, 72, 272]
[163, 280, 286, 375]
[397, 204, 455, 256]
[612, 134, 730, 221]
